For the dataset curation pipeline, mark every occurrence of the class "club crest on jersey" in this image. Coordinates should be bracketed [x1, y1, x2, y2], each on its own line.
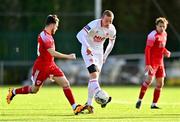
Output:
[36, 80, 42, 86]
[89, 58, 93, 63]
[159, 42, 166, 48]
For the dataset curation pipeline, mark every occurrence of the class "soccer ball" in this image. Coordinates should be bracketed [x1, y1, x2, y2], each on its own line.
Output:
[94, 90, 109, 105]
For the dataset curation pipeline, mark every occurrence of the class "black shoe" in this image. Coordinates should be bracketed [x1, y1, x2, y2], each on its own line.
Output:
[136, 101, 141, 109]
[101, 96, 112, 108]
[151, 105, 160, 109]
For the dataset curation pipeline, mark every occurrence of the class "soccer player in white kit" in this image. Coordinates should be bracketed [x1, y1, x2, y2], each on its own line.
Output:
[76, 10, 116, 113]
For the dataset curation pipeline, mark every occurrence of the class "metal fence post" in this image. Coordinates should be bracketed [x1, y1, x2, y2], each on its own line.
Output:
[0, 61, 4, 85]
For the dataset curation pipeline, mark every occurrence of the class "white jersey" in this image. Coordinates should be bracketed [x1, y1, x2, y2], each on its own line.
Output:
[77, 19, 116, 70]
[78, 19, 116, 54]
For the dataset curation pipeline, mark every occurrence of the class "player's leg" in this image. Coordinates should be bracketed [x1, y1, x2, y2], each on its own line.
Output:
[81, 47, 101, 110]
[53, 76, 83, 115]
[151, 66, 165, 109]
[6, 85, 41, 104]
[151, 77, 164, 109]
[81, 66, 100, 113]
[86, 54, 110, 109]
[87, 64, 101, 105]
[136, 69, 155, 109]
[50, 64, 83, 115]
[6, 69, 45, 104]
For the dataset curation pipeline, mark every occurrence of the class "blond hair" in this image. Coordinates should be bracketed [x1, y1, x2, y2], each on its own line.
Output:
[155, 17, 168, 25]
[102, 10, 114, 18]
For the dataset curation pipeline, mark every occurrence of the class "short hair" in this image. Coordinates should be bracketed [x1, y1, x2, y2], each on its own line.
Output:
[45, 14, 59, 25]
[102, 10, 114, 18]
[155, 17, 168, 25]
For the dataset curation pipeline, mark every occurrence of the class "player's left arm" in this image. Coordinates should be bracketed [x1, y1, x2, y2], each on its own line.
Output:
[103, 29, 116, 63]
[47, 48, 76, 60]
[163, 33, 171, 58]
[163, 47, 171, 58]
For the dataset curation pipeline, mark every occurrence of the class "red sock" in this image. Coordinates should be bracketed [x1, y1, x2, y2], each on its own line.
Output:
[138, 81, 150, 99]
[63, 87, 75, 105]
[153, 88, 161, 103]
[15, 86, 32, 94]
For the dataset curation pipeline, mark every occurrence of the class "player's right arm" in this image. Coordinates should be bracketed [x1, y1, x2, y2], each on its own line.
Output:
[47, 48, 76, 60]
[145, 31, 156, 74]
[76, 30, 92, 55]
[76, 20, 97, 55]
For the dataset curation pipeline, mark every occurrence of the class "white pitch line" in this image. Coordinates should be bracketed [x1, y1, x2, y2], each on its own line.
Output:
[112, 100, 180, 105]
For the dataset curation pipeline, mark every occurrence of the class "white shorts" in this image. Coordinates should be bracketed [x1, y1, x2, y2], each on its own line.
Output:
[81, 46, 103, 71]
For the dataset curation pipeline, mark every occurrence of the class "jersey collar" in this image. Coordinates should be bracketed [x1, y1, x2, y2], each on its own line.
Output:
[44, 29, 52, 35]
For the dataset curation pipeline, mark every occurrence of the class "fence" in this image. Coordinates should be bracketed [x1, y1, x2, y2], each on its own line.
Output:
[0, 52, 180, 86]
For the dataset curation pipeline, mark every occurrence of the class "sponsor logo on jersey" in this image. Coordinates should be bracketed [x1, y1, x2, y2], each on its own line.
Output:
[93, 35, 105, 42]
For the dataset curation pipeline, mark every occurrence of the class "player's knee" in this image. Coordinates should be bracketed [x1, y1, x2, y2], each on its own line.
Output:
[88, 64, 99, 74]
[62, 80, 70, 88]
[148, 76, 153, 81]
[31, 89, 39, 94]
[145, 76, 153, 85]
[156, 82, 164, 89]
[31, 86, 40, 94]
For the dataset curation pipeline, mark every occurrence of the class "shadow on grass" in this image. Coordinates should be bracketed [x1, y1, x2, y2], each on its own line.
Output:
[0, 108, 74, 118]
[64, 113, 180, 120]
[1, 108, 60, 111]
[0, 112, 74, 117]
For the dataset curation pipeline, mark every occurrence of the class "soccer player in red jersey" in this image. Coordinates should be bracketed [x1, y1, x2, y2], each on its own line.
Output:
[136, 17, 171, 109]
[6, 15, 83, 115]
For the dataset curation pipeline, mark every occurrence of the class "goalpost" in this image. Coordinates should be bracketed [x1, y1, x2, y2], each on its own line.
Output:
[94, 0, 102, 19]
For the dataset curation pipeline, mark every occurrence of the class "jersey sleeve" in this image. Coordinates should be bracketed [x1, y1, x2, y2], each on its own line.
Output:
[145, 46, 151, 65]
[146, 32, 156, 47]
[109, 25, 116, 41]
[43, 37, 53, 49]
[145, 31, 156, 65]
[83, 20, 97, 33]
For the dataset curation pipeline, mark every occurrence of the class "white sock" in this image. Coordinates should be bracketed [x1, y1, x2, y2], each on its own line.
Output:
[87, 79, 101, 106]
[151, 103, 157, 106]
[138, 99, 142, 102]
[72, 103, 77, 110]
[12, 89, 16, 95]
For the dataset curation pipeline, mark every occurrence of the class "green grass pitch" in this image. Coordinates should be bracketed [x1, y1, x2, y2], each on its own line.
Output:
[0, 86, 180, 122]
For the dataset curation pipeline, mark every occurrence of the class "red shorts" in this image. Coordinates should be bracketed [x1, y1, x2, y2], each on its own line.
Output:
[31, 61, 64, 86]
[148, 65, 166, 78]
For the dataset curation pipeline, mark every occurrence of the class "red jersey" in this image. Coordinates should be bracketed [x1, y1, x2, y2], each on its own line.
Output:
[31, 30, 64, 86]
[145, 30, 168, 66]
[36, 30, 55, 63]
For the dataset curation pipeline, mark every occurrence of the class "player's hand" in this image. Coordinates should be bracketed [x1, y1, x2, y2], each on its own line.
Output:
[164, 51, 171, 58]
[68, 53, 76, 60]
[86, 48, 93, 56]
[49, 74, 55, 82]
[145, 65, 153, 74]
